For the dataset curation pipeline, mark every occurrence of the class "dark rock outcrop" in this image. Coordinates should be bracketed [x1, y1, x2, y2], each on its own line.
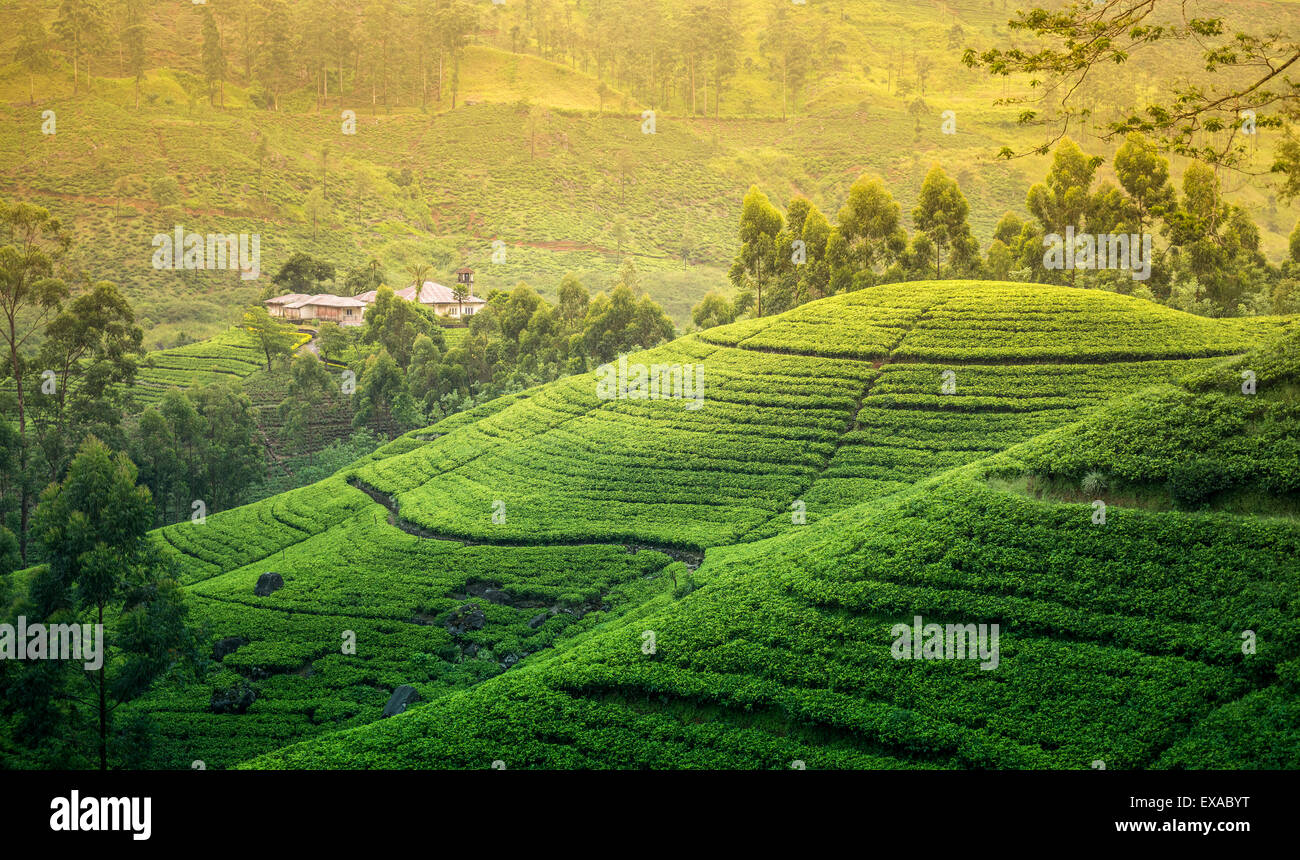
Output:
[212, 636, 248, 661]
[210, 682, 256, 714]
[254, 572, 284, 596]
[382, 685, 422, 718]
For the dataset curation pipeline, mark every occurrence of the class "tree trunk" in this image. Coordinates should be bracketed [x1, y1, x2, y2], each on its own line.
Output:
[690, 56, 696, 115]
[98, 602, 107, 771]
[782, 57, 788, 120]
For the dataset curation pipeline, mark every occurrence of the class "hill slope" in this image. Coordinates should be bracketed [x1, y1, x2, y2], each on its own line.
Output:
[5, 0, 1299, 344]
[107, 281, 1299, 769]
[241, 289, 1300, 770]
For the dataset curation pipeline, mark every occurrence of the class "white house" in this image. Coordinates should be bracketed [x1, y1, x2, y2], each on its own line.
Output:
[390, 280, 487, 319]
[264, 293, 367, 326]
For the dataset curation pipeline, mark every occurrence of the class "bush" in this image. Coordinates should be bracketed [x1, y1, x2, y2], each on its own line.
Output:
[1167, 458, 1232, 508]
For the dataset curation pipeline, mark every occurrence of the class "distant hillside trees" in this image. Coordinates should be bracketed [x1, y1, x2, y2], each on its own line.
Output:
[127, 386, 263, 526]
[53, 0, 108, 96]
[124, 0, 146, 108]
[15, 7, 52, 106]
[201, 6, 227, 107]
[727, 136, 1292, 321]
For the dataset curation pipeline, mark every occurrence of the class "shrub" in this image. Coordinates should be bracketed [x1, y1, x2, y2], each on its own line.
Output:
[1167, 458, 1232, 508]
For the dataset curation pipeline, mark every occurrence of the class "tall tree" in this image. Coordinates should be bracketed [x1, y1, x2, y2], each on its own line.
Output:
[835, 174, 907, 279]
[25, 437, 197, 770]
[14, 6, 52, 106]
[728, 185, 783, 318]
[31, 281, 144, 486]
[54, 0, 108, 96]
[279, 352, 336, 462]
[124, 0, 145, 107]
[0, 201, 70, 561]
[200, 6, 227, 107]
[1113, 133, 1175, 233]
[242, 306, 297, 370]
[912, 166, 975, 278]
[1025, 138, 1102, 285]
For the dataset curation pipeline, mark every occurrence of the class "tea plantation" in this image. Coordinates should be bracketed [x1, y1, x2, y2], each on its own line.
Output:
[102, 281, 1298, 769]
[129, 325, 312, 407]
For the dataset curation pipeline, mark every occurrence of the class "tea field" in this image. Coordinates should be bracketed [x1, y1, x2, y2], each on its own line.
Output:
[128, 325, 311, 407]
[88, 280, 1299, 769]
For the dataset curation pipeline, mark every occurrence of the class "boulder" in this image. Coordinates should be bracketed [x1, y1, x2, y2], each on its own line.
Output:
[254, 572, 284, 596]
[382, 685, 422, 718]
[466, 582, 511, 605]
[445, 604, 486, 637]
[210, 682, 256, 715]
[528, 613, 548, 629]
[212, 636, 248, 661]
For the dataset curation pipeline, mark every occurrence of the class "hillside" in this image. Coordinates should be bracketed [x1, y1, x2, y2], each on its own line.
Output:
[103, 281, 1299, 769]
[3, 0, 1298, 347]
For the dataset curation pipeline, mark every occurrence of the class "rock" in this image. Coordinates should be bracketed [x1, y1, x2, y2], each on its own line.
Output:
[212, 636, 248, 661]
[466, 582, 511, 605]
[210, 682, 256, 714]
[382, 685, 422, 718]
[461, 642, 479, 658]
[445, 604, 486, 637]
[254, 572, 284, 596]
[528, 613, 548, 629]
[499, 652, 523, 670]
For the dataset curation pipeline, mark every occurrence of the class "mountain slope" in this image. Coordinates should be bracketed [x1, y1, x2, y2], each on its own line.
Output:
[113, 281, 1298, 769]
[240, 298, 1300, 769]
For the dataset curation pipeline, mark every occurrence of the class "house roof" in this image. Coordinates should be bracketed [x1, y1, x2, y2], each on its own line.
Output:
[285, 293, 367, 309]
[264, 293, 311, 305]
[396, 281, 487, 305]
[354, 290, 379, 304]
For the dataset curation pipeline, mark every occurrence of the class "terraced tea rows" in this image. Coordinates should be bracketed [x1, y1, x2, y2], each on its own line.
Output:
[130, 327, 309, 405]
[349, 282, 1283, 542]
[115, 281, 1296, 769]
[134, 473, 678, 768]
[247, 453, 1300, 770]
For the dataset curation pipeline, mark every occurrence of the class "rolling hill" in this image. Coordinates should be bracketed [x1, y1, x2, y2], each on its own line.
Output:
[104, 281, 1299, 769]
[3, 0, 1298, 347]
